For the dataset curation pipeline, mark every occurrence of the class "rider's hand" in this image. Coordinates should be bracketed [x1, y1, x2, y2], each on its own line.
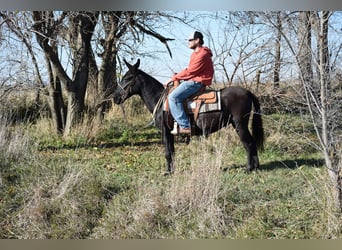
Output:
[163, 80, 172, 88]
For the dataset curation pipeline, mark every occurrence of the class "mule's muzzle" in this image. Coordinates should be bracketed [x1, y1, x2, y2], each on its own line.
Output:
[113, 94, 124, 105]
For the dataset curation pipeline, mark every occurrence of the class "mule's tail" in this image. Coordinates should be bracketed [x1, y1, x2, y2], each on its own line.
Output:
[250, 92, 265, 151]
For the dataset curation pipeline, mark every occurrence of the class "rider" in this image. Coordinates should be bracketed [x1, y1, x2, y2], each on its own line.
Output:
[163, 31, 214, 134]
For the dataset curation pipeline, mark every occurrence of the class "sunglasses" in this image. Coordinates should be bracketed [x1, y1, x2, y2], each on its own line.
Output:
[188, 39, 195, 42]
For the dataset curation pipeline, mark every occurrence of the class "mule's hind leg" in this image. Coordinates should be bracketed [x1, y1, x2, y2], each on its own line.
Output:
[233, 120, 259, 172]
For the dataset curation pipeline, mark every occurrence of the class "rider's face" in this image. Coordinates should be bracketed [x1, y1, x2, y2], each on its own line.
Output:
[188, 38, 199, 49]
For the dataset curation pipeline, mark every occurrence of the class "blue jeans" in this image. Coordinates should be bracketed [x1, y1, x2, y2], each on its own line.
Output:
[168, 81, 203, 129]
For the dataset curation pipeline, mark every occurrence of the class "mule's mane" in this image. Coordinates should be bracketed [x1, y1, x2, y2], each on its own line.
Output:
[137, 69, 163, 88]
[132, 69, 165, 115]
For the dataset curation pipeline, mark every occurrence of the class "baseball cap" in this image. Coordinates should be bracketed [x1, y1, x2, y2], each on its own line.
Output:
[188, 31, 204, 43]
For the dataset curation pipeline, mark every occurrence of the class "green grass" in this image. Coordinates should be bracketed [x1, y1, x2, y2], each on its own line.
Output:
[0, 109, 341, 239]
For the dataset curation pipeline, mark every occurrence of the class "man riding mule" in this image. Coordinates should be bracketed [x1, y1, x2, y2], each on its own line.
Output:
[163, 81, 221, 135]
[113, 59, 264, 174]
[163, 31, 214, 135]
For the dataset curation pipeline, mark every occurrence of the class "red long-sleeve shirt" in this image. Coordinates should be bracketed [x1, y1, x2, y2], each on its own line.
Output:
[172, 46, 214, 86]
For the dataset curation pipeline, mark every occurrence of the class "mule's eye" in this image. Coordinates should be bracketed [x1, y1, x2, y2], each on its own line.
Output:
[122, 74, 133, 83]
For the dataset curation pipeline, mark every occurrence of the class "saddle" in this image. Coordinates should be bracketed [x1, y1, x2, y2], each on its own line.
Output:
[164, 80, 221, 123]
[185, 89, 219, 121]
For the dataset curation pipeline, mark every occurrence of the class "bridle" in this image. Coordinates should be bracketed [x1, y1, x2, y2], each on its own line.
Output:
[117, 72, 138, 102]
[116, 69, 170, 127]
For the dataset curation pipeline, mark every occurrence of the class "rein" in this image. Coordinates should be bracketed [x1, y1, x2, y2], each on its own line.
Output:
[142, 85, 169, 129]
[152, 86, 169, 121]
[118, 72, 168, 129]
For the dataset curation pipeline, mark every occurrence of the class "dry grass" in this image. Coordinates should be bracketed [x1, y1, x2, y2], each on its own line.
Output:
[166, 136, 228, 237]
[91, 131, 238, 239]
[13, 166, 91, 239]
[0, 114, 32, 187]
[1, 84, 342, 239]
[307, 169, 342, 238]
[0, 114, 105, 239]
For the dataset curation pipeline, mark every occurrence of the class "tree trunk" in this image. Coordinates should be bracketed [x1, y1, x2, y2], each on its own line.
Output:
[318, 11, 342, 211]
[93, 52, 117, 126]
[298, 11, 313, 87]
[90, 12, 122, 127]
[44, 43, 67, 134]
[64, 90, 81, 136]
[62, 12, 98, 136]
[273, 11, 281, 88]
[48, 76, 66, 134]
[85, 49, 99, 114]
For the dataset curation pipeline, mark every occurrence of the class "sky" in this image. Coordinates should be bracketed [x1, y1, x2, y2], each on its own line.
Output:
[1, 11, 341, 87]
[129, 12, 236, 84]
[130, 11, 277, 84]
[136, 11, 342, 85]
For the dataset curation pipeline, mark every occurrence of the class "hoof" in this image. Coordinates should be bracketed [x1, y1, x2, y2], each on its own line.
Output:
[245, 166, 257, 173]
[183, 135, 191, 145]
[162, 170, 174, 176]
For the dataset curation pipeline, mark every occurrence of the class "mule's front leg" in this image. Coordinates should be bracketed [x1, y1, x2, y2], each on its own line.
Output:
[163, 127, 175, 174]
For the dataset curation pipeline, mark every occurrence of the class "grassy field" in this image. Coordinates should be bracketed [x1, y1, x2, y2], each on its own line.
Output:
[0, 95, 341, 239]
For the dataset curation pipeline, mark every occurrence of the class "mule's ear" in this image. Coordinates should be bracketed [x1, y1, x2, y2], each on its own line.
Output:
[124, 59, 132, 69]
[134, 59, 140, 69]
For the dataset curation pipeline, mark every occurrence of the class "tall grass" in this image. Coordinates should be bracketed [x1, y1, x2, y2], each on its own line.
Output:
[90, 120, 341, 239]
[91, 134, 228, 238]
[0, 115, 31, 186]
[0, 116, 29, 161]
[12, 162, 104, 239]
[1, 86, 341, 238]
[166, 135, 228, 237]
[0, 114, 107, 238]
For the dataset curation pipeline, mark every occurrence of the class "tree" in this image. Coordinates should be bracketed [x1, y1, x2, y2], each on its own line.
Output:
[206, 12, 274, 85]
[32, 11, 98, 135]
[297, 11, 313, 90]
[286, 11, 341, 210]
[88, 11, 174, 128]
[0, 12, 44, 108]
[258, 11, 341, 211]
[295, 11, 342, 211]
[314, 11, 341, 210]
[31, 11, 174, 136]
[273, 11, 282, 88]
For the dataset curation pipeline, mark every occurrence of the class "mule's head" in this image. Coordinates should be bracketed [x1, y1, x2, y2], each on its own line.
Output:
[113, 59, 141, 104]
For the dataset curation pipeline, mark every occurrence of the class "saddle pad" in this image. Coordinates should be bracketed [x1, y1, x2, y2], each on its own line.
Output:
[163, 90, 221, 114]
[187, 91, 221, 114]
